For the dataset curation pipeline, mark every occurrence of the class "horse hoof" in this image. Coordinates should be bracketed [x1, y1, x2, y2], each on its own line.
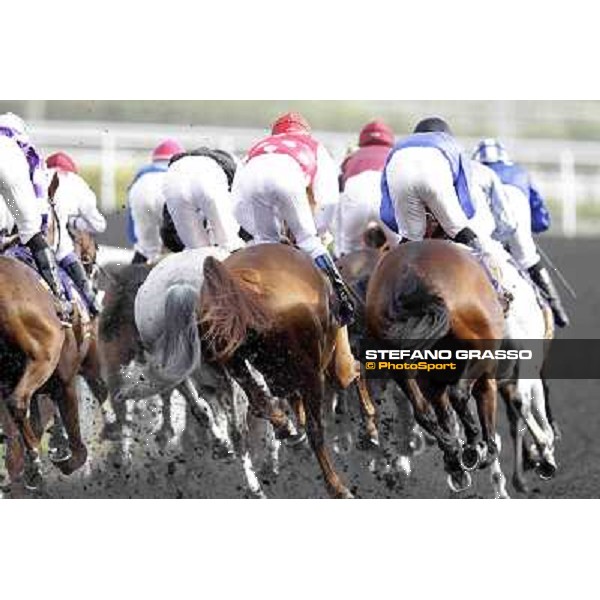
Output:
[393, 455, 412, 479]
[447, 470, 472, 493]
[460, 444, 482, 472]
[55, 448, 88, 476]
[356, 432, 379, 451]
[284, 430, 307, 448]
[409, 429, 426, 456]
[49, 445, 73, 464]
[24, 467, 43, 492]
[535, 459, 557, 481]
[336, 487, 355, 499]
[512, 473, 530, 494]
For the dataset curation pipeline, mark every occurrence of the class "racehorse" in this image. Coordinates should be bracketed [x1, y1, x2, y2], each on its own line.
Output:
[198, 243, 377, 498]
[113, 248, 276, 496]
[366, 240, 507, 493]
[0, 261, 92, 495]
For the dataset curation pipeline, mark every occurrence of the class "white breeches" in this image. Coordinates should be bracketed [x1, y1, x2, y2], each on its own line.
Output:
[504, 185, 540, 270]
[385, 147, 469, 241]
[233, 153, 327, 259]
[335, 170, 398, 256]
[164, 156, 243, 253]
[0, 136, 44, 244]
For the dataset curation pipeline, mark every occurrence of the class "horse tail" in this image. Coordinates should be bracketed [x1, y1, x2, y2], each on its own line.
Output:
[200, 256, 273, 362]
[383, 266, 450, 351]
[152, 282, 201, 382]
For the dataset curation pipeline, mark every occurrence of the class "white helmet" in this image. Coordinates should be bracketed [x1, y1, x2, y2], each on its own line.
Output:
[0, 112, 28, 137]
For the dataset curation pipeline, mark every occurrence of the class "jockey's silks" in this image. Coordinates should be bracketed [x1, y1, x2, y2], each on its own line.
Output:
[380, 132, 475, 233]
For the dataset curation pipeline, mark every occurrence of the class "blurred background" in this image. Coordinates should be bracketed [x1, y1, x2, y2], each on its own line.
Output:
[1, 100, 599, 239]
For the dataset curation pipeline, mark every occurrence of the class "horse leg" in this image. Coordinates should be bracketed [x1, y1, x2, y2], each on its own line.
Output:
[471, 376, 510, 498]
[448, 383, 482, 471]
[333, 327, 379, 448]
[543, 377, 561, 442]
[177, 378, 233, 458]
[397, 377, 467, 491]
[6, 348, 64, 491]
[0, 402, 26, 494]
[500, 382, 529, 494]
[51, 377, 88, 476]
[227, 376, 266, 498]
[529, 378, 557, 480]
[155, 391, 176, 450]
[227, 357, 299, 443]
[299, 376, 353, 499]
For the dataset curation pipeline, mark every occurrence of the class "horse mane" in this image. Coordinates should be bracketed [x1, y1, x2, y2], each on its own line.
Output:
[99, 263, 152, 342]
[200, 257, 274, 362]
[384, 266, 450, 350]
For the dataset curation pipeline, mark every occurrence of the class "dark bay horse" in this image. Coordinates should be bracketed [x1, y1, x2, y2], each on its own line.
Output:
[366, 240, 507, 493]
[200, 243, 375, 498]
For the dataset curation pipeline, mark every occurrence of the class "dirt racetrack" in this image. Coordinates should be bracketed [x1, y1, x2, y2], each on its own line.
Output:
[5, 234, 600, 499]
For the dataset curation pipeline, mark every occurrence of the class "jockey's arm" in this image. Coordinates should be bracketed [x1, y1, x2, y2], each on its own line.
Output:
[70, 174, 107, 234]
[312, 144, 340, 238]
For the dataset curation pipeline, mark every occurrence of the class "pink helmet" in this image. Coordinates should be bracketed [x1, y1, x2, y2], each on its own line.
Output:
[152, 139, 184, 162]
[46, 151, 78, 173]
[358, 120, 394, 147]
[271, 112, 311, 136]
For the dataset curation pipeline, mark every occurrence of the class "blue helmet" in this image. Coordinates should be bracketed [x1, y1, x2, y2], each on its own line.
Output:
[472, 138, 511, 164]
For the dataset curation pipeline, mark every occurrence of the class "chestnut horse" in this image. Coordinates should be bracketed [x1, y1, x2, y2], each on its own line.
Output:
[0, 226, 104, 495]
[366, 240, 507, 493]
[200, 243, 375, 498]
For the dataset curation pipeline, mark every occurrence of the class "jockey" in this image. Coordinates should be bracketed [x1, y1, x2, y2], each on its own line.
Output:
[45, 151, 106, 317]
[380, 116, 512, 306]
[334, 120, 400, 256]
[127, 139, 184, 263]
[472, 139, 569, 327]
[232, 112, 355, 325]
[0, 112, 71, 323]
[163, 147, 244, 252]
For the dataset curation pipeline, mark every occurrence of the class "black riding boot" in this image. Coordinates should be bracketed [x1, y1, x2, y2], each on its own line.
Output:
[454, 227, 513, 313]
[528, 261, 570, 327]
[26, 233, 72, 324]
[62, 257, 102, 317]
[314, 253, 355, 326]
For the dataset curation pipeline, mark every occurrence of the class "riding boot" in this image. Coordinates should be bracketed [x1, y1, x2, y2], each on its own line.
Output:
[314, 253, 355, 326]
[528, 261, 570, 327]
[62, 256, 102, 317]
[454, 227, 513, 314]
[26, 233, 72, 324]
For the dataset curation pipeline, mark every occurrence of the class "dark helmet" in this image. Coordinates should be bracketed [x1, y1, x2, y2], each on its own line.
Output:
[413, 116, 452, 135]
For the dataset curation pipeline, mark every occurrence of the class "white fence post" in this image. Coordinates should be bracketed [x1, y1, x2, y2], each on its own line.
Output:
[101, 130, 116, 212]
[560, 149, 577, 237]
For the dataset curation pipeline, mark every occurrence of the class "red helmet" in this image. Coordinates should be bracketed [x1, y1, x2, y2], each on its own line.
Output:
[152, 139, 184, 162]
[358, 120, 394, 147]
[46, 151, 78, 173]
[271, 112, 311, 135]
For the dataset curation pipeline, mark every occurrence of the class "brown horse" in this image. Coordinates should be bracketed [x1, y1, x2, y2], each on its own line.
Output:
[0, 227, 102, 495]
[366, 240, 506, 492]
[200, 243, 376, 498]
